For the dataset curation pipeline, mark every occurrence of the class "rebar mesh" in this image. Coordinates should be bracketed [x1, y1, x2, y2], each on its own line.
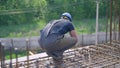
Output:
[1, 41, 120, 68]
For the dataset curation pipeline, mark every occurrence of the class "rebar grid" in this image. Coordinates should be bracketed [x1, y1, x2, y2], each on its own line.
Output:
[1, 41, 120, 68]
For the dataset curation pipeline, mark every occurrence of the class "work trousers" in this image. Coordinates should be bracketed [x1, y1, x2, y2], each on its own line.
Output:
[38, 34, 77, 68]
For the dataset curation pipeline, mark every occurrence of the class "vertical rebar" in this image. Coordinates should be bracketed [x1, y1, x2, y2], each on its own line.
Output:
[2, 46, 5, 68]
[9, 46, 13, 68]
[9, 39, 14, 68]
[80, 26, 84, 46]
[0, 41, 3, 68]
[95, 0, 99, 45]
[110, 0, 113, 44]
[0, 43, 5, 68]
[106, 3, 109, 43]
[14, 48, 18, 68]
[113, 1, 117, 41]
[119, 16, 120, 41]
[26, 39, 30, 68]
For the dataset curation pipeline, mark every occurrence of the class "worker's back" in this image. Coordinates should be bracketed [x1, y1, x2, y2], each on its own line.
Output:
[39, 19, 72, 51]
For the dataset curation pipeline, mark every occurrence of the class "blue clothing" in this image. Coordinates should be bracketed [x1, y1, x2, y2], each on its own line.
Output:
[38, 19, 76, 61]
[49, 19, 74, 36]
[39, 19, 75, 50]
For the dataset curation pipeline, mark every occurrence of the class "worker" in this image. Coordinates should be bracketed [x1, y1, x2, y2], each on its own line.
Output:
[38, 12, 78, 68]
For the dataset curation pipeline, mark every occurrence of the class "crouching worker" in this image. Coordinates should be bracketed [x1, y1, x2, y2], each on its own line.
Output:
[38, 12, 78, 68]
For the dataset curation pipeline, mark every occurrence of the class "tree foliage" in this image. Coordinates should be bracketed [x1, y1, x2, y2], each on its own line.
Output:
[0, 0, 47, 25]
[0, 0, 118, 25]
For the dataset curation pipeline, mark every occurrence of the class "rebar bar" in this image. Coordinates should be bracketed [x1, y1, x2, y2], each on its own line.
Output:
[119, 16, 120, 41]
[0, 41, 3, 68]
[14, 48, 18, 68]
[9, 46, 13, 68]
[110, 0, 113, 45]
[26, 39, 30, 68]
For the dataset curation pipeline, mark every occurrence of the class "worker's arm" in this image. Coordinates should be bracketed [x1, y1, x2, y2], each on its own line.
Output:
[69, 30, 78, 41]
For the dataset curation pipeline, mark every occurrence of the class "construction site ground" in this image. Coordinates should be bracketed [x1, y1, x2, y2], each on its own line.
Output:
[2, 41, 120, 68]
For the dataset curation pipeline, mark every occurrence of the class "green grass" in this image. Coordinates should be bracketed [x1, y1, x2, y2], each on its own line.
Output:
[0, 20, 46, 38]
[5, 50, 43, 60]
[0, 18, 106, 38]
[5, 50, 26, 60]
[74, 18, 106, 34]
